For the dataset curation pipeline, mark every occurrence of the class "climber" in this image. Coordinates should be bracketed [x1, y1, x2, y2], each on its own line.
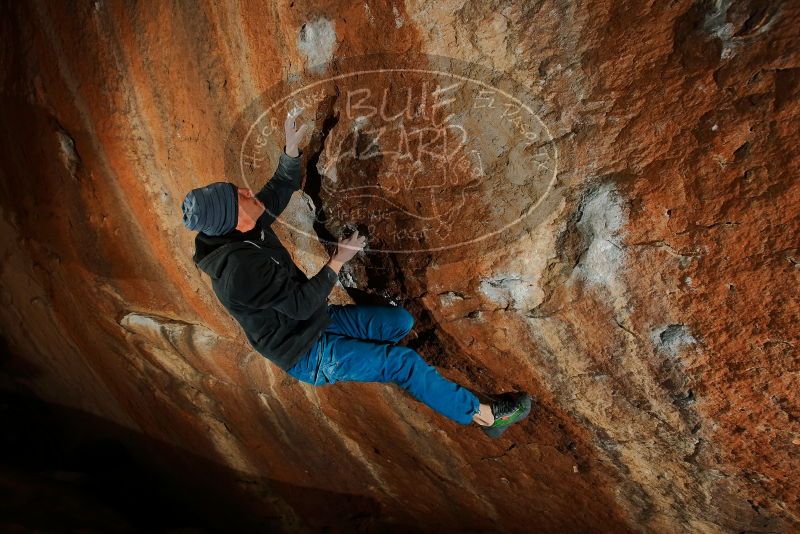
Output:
[180, 107, 531, 438]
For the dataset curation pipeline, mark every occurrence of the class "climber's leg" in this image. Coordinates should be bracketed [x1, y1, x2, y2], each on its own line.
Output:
[326, 304, 414, 344]
[316, 333, 480, 425]
[286, 333, 330, 386]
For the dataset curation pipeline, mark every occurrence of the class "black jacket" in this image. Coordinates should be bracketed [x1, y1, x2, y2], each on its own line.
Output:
[193, 151, 338, 370]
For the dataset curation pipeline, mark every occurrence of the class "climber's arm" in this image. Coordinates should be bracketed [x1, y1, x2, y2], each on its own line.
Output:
[255, 108, 309, 226]
[256, 150, 303, 225]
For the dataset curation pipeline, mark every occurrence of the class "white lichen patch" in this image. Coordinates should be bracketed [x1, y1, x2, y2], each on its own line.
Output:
[478, 275, 536, 310]
[573, 183, 626, 290]
[651, 324, 697, 356]
[462, 203, 561, 315]
[339, 263, 358, 288]
[439, 291, 465, 307]
[297, 18, 336, 73]
[392, 5, 405, 28]
[363, 3, 375, 26]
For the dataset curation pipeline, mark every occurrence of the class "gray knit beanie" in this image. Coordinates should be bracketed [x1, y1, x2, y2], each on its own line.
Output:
[181, 182, 239, 236]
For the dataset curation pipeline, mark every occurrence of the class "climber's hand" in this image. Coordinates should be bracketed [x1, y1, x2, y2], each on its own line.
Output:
[333, 230, 366, 263]
[284, 107, 309, 157]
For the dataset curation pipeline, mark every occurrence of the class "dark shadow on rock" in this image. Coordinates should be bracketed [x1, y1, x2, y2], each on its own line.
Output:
[303, 93, 342, 252]
[0, 384, 417, 533]
[340, 286, 396, 307]
[0, 334, 45, 385]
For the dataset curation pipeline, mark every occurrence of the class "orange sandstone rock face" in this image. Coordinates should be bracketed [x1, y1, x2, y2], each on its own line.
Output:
[0, 1, 798, 532]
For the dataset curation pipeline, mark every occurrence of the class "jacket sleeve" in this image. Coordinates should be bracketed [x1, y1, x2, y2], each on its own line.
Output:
[227, 257, 338, 320]
[255, 148, 303, 226]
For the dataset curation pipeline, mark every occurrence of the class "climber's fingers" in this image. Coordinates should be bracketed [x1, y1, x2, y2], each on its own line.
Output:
[286, 107, 304, 130]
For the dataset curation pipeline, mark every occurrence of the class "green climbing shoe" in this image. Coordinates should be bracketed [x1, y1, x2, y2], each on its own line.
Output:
[481, 393, 532, 439]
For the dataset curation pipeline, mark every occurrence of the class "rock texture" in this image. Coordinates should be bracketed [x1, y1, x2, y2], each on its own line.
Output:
[1, 0, 798, 532]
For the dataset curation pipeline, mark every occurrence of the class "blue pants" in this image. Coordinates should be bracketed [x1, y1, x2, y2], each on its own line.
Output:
[287, 304, 481, 425]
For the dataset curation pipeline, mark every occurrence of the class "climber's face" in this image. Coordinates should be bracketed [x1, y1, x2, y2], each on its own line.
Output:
[236, 187, 265, 232]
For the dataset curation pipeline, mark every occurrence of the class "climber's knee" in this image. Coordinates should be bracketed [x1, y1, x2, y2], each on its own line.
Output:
[394, 307, 414, 339]
[383, 345, 423, 385]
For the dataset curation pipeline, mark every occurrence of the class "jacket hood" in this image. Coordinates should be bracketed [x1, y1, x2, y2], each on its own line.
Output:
[194, 232, 254, 280]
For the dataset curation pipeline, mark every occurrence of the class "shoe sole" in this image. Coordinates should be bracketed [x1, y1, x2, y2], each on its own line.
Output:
[481, 394, 532, 439]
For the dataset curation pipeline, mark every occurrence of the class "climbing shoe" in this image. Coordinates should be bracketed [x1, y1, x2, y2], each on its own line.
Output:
[481, 393, 532, 439]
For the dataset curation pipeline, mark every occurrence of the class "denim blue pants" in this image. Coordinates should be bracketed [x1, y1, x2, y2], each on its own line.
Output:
[286, 304, 481, 425]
